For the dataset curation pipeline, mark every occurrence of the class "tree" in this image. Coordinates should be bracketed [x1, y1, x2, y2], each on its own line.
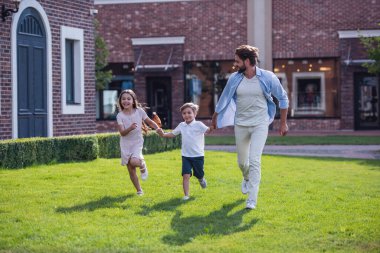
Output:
[360, 27, 380, 75]
[94, 19, 112, 90]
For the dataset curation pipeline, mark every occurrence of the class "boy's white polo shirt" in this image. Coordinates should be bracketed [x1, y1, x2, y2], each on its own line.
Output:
[172, 120, 209, 157]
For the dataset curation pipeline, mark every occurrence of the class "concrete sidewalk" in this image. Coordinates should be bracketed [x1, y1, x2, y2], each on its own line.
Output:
[208, 127, 380, 137]
[205, 145, 380, 160]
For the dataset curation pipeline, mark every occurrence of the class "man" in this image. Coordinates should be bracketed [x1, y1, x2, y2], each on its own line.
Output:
[211, 45, 289, 209]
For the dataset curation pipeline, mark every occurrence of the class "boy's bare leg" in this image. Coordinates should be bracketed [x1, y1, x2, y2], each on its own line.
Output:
[183, 174, 191, 197]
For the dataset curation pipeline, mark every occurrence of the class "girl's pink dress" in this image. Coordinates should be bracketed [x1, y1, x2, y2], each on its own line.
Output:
[116, 108, 148, 165]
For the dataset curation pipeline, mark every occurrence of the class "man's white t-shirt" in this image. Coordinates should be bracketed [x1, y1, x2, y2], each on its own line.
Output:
[172, 120, 209, 157]
[235, 76, 269, 126]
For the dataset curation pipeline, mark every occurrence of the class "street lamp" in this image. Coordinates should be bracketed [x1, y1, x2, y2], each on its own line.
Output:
[1, 0, 20, 22]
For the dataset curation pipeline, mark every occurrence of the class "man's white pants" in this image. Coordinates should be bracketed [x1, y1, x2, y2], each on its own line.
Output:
[234, 123, 269, 206]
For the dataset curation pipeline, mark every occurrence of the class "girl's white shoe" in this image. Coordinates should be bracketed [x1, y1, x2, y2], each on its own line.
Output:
[140, 162, 148, 181]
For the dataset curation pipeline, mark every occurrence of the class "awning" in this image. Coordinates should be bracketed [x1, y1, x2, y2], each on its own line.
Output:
[131, 37, 185, 73]
[342, 59, 375, 66]
[134, 46, 179, 72]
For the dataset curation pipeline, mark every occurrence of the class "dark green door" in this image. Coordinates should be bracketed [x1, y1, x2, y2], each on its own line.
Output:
[17, 8, 47, 138]
[146, 77, 172, 128]
[354, 73, 380, 129]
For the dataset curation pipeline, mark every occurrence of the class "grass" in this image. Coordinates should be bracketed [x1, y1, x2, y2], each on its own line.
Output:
[1, 150, 379, 252]
[206, 135, 380, 145]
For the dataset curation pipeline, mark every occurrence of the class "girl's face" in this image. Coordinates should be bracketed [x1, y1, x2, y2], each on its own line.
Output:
[182, 107, 196, 124]
[121, 93, 134, 110]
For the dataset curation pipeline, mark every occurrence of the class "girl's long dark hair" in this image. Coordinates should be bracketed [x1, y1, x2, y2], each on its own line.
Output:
[117, 89, 141, 111]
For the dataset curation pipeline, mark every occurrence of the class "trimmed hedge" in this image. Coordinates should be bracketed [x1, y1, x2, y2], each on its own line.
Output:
[97, 133, 120, 159]
[97, 131, 181, 158]
[0, 135, 98, 169]
[0, 131, 180, 169]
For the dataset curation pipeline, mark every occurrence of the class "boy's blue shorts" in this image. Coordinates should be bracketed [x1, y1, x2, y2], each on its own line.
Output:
[181, 156, 204, 179]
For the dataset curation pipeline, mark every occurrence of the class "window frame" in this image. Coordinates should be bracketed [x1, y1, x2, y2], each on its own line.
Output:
[60, 26, 84, 114]
[292, 72, 326, 115]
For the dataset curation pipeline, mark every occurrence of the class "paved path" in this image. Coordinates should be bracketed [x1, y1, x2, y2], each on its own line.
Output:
[205, 145, 380, 160]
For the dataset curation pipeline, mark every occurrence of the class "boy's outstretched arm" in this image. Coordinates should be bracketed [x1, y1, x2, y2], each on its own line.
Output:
[205, 126, 213, 135]
[157, 128, 176, 138]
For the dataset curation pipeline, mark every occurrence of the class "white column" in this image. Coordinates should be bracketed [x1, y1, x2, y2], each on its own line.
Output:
[247, 0, 273, 70]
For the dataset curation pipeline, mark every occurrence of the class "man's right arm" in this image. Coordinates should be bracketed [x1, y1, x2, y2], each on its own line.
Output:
[211, 112, 218, 129]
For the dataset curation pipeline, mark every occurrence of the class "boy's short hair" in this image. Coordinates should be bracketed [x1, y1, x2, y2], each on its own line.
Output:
[180, 102, 199, 114]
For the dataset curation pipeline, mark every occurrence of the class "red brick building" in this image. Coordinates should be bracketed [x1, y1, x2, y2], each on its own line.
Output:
[0, 0, 96, 140]
[95, 0, 380, 132]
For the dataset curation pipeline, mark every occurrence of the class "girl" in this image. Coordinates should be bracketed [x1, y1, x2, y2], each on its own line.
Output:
[157, 102, 212, 200]
[116, 89, 161, 196]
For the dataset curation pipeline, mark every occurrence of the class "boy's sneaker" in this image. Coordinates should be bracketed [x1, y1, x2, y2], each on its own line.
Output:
[199, 178, 207, 189]
[246, 200, 256, 210]
[137, 190, 144, 196]
[182, 195, 190, 201]
[140, 164, 148, 181]
[241, 179, 249, 194]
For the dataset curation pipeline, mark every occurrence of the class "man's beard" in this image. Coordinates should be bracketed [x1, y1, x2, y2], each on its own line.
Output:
[237, 65, 246, 73]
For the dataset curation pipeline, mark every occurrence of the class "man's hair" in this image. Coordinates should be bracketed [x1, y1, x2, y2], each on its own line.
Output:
[235, 45, 259, 66]
[180, 102, 199, 114]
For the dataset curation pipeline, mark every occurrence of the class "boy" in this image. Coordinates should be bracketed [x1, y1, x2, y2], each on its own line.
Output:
[157, 102, 212, 200]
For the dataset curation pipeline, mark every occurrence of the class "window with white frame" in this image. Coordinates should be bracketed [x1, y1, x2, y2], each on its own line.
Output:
[292, 72, 325, 115]
[61, 26, 84, 114]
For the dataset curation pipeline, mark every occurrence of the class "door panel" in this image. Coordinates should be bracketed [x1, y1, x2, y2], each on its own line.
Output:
[17, 8, 47, 138]
[146, 77, 172, 128]
[354, 73, 379, 129]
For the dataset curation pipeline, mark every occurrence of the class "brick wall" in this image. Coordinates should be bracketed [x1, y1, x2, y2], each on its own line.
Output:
[96, 0, 247, 63]
[0, 5, 12, 139]
[272, 0, 380, 58]
[0, 0, 96, 140]
[339, 38, 370, 130]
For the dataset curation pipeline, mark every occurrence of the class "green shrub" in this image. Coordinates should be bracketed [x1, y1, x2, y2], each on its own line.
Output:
[0, 135, 98, 169]
[53, 135, 98, 162]
[97, 133, 120, 158]
[0, 131, 180, 169]
[97, 131, 181, 158]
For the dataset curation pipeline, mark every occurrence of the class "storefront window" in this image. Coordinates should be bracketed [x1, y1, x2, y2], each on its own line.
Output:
[274, 58, 339, 117]
[184, 61, 234, 118]
[96, 79, 134, 120]
[96, 63, 135, 120]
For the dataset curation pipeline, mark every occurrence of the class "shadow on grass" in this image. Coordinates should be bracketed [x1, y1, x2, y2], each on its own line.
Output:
[162, 199, 258, 246]
[56, 194, 133, 213]
[358, 159, 380, 169]
[137, 197, 194, 216]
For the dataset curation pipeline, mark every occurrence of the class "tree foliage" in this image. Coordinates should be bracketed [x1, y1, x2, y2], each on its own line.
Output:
[360, 27, 380, 75]
[94, 19, 112, 90]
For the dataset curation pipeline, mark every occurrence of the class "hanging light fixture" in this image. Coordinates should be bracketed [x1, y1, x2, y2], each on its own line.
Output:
[1, 0, 20, 22]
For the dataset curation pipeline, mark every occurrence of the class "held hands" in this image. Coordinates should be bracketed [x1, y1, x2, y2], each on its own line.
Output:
[156, 128, 164, 137]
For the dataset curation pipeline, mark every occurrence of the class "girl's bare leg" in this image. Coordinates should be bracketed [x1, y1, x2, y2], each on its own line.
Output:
[130, 157, 146, 173]
[127, 163, 142, 192]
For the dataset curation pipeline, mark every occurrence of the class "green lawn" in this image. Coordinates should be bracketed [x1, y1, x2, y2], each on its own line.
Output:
[206, 135, 380, 145]
[1, 150, 379, 252]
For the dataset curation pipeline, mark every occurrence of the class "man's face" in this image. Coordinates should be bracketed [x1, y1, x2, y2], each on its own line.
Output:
[234, 55, 246, 73]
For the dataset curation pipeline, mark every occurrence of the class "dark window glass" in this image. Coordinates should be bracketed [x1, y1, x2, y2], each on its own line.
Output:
[65, 39, 75, 104]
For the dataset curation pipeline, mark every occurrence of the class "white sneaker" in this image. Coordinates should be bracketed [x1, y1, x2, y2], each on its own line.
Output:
[137, 190, 144, 196]
[182, 195, 190, 201]
[246, 200, 256, 210]
[140, 164, 148, 181]
[241, 179, 249, 194]
[199, 178, 207, 189]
